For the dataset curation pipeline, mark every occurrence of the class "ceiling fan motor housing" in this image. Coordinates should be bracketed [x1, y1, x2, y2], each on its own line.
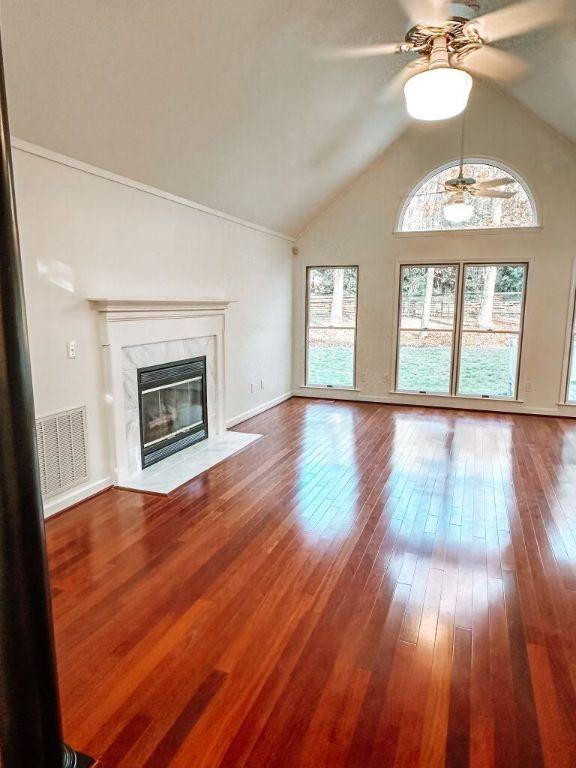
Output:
[445, 176, 476, 188]
[404, 1, 481, 52]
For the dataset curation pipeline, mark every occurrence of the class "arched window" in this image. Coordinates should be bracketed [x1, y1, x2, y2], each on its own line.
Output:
[399, 160, 537, 233]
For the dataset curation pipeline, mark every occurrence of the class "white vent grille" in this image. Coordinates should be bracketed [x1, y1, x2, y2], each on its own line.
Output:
[35, 407, 88, 498]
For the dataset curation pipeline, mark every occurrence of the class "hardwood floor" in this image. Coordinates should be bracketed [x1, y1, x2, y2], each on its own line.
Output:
[46, 397, 576, 767]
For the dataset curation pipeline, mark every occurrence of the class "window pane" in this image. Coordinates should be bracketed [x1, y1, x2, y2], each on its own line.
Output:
[308, 267, 358, 328]
[396, 265, 457, 394]
[457, 332, 520, 398]
[400, 266, 458, 330]
[462, 264, 526, 331]
[401, 162, 536, 232]
[306, 266, 358, 388]
[397, 330, 453, 394]
[569, 337, 576, 403]
[307, 328, 355, 387]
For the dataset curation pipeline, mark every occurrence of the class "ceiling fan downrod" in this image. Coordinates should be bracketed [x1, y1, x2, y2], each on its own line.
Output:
[428, 35, 451, 70]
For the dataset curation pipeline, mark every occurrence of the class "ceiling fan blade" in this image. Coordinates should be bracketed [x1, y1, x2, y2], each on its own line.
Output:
[467, 0, 566, 44]
[459, 45, 528, 83]
[413, 190, 446, 197]
[474, 178, 517, 189]
[319, 42, 404, 60]
[474, 189, 517, 199]
[398, 0, 448, 26]
[380, 58, 429, 101]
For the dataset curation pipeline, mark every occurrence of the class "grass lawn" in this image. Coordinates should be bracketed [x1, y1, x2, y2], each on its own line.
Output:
[398, 347, 517, 397]
[308, 345, 519, 397]
[308, 347, 354, 388]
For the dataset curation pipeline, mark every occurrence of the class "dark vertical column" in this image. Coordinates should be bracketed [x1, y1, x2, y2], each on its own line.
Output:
[0, 31, 94, 768]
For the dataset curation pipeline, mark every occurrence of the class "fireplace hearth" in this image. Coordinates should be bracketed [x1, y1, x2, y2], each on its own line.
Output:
[138, 356, 208, 468]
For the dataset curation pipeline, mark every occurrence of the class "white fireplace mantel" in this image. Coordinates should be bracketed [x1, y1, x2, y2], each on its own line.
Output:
[89, 298, 234, 311]
[89, 296, 251, 490]
[89, 297, 234, 323]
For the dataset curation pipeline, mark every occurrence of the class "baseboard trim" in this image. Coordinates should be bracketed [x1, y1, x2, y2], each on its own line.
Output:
[292, 390, 574, 419]
[227, 392, 293, 428]
[43, 477, 114, 519]
[43, 394, 293, 516]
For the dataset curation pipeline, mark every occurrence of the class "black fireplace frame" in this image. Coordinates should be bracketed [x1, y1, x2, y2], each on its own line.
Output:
[137, 355, 209, 469]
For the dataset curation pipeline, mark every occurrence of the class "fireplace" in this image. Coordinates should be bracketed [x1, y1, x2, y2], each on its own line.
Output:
[138, 356, 208, 468]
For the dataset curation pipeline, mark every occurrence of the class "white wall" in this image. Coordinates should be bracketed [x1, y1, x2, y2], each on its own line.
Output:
[293, 84, 576, 418]
[13, 144, 293, 515]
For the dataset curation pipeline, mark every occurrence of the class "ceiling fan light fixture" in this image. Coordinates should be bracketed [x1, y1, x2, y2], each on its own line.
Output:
[404, 66, 473, 121]
[443, 199, 474, 223]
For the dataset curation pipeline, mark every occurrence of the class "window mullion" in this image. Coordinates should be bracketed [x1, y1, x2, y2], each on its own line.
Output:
[564, 328, 576, 403]
[451, 263, 465, 397]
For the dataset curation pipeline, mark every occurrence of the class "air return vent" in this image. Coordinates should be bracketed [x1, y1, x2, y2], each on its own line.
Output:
[35, 407, 88, 498]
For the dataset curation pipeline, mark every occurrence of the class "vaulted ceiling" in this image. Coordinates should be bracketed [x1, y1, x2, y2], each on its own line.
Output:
[1, 0, 574, 236]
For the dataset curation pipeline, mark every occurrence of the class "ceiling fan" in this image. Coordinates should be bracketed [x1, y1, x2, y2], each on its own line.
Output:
[411, 114, 518, 222]
[442, 169, 517, 222]
[328, 0, 567, 121]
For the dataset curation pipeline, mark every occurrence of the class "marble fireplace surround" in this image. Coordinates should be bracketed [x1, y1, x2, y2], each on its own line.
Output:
[90, 299, 261, 493]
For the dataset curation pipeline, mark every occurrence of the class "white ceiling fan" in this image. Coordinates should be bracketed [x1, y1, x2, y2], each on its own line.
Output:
[407, 113, 519, 222]
[442, 174, 517, 222]
[448, 113, 517, 222]
[328, 0, 567, 121]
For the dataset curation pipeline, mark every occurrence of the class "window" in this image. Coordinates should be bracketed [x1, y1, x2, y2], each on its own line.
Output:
[306, 266, 358, 388]
[400, 161, 537, 233]
[567, 294, 576, 403]
[397, 265, 459, 394]
[457, 265, 526, 398]
[395, 263, 528, 400]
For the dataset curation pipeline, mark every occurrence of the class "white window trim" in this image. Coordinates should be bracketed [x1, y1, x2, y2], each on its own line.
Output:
[395, 156, 541, 235]
[560, 258, 576, 405]
[389, 258, 530, 402]
[394, 226, 542, 239]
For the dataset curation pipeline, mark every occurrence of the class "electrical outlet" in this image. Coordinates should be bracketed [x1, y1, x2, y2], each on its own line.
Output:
[526, 381, 533, 393]
[382, 373, 389, 384]
[67, 340, 77, 359]
[250, 382, 255, 394]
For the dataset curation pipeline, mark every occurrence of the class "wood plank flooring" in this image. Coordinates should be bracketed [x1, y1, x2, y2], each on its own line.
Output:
[46, 398, 576, 767]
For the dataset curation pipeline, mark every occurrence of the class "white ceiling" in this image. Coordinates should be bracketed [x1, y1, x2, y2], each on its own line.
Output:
[1, 0, 574, 236]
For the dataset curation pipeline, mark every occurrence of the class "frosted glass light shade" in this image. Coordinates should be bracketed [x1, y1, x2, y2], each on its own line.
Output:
[443, 201, 474, 223]
[404, 67, 473, 121]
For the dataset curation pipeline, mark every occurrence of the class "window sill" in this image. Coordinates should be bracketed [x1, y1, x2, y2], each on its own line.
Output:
[301, 385, 360, 392]
[390, 390, 524, 404]
[393, 226, 542, 239]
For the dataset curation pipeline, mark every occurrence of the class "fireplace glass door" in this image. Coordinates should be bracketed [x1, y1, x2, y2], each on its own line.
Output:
[138, 356, 208, 468]
[141, 377, 204, 447]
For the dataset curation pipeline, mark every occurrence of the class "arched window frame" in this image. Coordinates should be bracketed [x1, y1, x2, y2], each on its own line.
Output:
[395, 156, 540, 235]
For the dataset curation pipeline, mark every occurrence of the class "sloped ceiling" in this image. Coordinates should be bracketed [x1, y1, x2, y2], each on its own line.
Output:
[1, 0, 574, 236]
